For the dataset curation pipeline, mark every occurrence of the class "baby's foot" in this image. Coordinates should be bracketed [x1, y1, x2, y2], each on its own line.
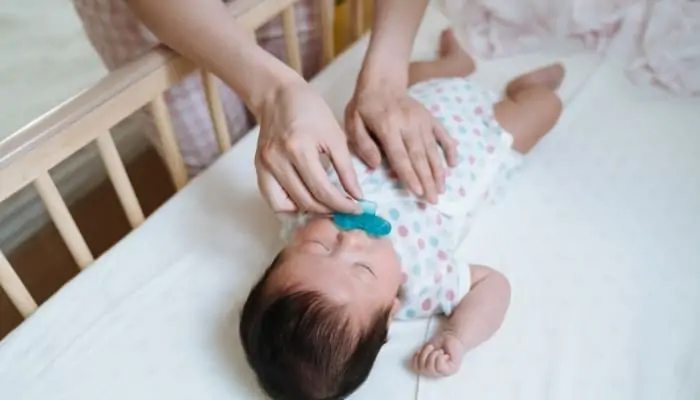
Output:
[507, 63, 566, 95]
[412, 330, 466, 377]
[437, 29, 475, 74]
[438, 29, 465, 59]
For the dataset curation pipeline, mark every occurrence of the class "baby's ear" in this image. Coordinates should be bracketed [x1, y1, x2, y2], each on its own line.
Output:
[388, 298, 401, 322]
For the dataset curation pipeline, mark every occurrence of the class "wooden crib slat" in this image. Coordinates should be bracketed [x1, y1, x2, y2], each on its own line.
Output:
[349, 0, 364, 40]
[202, 71, 232, 152]
[319, 0, 335, 65]
[0, 251, 37, 318]
[95, 132, 145, 228]
[34, 172, 94, 269]
[149, 94, 188, 190]
[282, 6, 303, 74]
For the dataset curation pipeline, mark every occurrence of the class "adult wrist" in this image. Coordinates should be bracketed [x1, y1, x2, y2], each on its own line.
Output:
[357, 54, 409, 93]
[232, 50, 306, 120]
[250, 74, 305, 121]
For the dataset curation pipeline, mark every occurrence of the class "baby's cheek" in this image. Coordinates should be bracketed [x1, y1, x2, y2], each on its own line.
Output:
[299, 216, 334, 235]
[376, 241, 403, 281]
[292, 217, 336, 245]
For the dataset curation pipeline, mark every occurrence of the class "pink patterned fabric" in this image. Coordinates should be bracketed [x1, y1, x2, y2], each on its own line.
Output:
[73, 0, 325, 175]
[439, 0, 700, 96]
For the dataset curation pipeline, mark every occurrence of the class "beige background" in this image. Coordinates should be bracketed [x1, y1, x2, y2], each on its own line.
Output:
[0, 1, 105, 136]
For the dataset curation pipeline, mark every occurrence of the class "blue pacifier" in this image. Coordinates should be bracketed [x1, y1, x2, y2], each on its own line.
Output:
[333, 200, 392, 237]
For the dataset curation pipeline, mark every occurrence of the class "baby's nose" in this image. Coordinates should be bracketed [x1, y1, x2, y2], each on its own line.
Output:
[338, 229, 369, 249]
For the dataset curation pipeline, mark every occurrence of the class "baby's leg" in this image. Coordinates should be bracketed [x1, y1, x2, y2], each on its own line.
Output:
[494, 64, 565, 153]
[408, 29, 476, 86]
[413, 265, 510, 377]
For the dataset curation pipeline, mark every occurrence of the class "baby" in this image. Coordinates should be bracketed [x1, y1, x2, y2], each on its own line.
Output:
[240, 29, 564, 400]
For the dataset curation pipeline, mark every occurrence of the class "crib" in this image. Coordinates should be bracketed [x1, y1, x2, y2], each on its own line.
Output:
[0, 0, 353, 310]
[1, 0, 699, 399]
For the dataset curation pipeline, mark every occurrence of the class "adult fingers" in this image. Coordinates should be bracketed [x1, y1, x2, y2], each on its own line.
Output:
[327, 138, 364, 202]
[345, 107, 382, 169]
[422, 129, 446, 194]
[403, 127, 437, 203]
[379, 127, 423, 197]
[292, 145, 361, 214]
[433, 119, 459, 167]
[266, 155, 330, 214]
[257, 168, 297, 213]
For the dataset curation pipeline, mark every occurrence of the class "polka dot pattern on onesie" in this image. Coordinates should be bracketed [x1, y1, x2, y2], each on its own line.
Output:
[279, 76, 524, 320]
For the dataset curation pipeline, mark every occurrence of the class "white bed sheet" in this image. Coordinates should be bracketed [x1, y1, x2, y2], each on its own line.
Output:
[419, 60, 700, 400]
[2, 5, 699, 400]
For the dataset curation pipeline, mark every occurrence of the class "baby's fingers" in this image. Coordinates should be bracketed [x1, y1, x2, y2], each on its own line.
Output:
[435, 353, 455, 376]
[427, 349, 445, 375]
[418, 344, 435, 370]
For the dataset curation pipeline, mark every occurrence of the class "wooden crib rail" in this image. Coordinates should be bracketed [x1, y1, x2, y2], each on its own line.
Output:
[0, 0, 368, 321]
[0, 0, 322, 198]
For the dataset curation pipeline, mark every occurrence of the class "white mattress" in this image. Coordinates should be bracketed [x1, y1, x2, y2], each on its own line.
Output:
[2, 5, 700, 400]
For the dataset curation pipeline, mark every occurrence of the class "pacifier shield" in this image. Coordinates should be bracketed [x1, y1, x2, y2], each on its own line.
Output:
[333, 200, 392, 237]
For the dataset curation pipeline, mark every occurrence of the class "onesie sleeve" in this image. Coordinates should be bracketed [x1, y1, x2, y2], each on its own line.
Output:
[438, 261, 471, 316]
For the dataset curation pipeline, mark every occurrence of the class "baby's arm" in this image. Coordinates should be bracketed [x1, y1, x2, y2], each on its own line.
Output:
[413, 265, 511, 377]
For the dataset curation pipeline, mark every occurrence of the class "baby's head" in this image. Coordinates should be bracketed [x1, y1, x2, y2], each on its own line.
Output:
[240, 216, 403, 399]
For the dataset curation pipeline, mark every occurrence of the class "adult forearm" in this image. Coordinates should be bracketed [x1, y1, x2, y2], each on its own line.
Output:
[126, 0, 303, 118]
[359, 0, 429, 88]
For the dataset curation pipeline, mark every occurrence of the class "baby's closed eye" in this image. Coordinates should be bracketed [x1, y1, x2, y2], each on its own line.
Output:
[353, 262, 376, 278]
[302, 240, 330, 253]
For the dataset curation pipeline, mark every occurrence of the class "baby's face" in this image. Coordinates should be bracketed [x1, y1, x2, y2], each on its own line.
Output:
[270, 216, 403, 318]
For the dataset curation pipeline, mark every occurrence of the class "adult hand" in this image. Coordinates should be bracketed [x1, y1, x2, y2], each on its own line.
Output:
[345, 85, 459, 204]
[255, 82, 363, 214]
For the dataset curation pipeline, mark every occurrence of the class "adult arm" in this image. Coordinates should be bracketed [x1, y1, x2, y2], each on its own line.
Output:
[345, 0, 458, 204]
[126, 0, 362, 213]
[359, 0, 429, 90]
[127, 0, 296, 117]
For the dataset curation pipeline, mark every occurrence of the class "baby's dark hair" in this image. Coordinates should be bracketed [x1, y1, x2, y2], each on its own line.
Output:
[240, 252, 391, 400]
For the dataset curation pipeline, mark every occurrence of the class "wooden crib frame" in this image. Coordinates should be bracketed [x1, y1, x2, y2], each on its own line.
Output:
[0, 0, 368, 326]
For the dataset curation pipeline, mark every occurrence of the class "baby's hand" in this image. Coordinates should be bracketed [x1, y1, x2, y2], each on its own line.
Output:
[412, 330, 466, 377]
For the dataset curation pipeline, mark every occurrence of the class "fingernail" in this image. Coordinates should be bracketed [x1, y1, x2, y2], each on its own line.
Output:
[350, 203, 362, 214]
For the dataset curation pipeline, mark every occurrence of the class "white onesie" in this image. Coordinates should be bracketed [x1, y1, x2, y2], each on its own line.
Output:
[280, 77, 522, 320]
